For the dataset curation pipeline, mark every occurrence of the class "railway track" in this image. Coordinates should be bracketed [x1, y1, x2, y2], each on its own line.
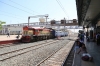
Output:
[35, 41, 76, 66]
[0, 36, 76, 66]
[0, 44, 17, 48]
[0, 36, 68, 48]
[0, 40, 60, 61]
[63, 44, 75, 66]
[0, 39, 50, 48]
[35, 43, 65, 66]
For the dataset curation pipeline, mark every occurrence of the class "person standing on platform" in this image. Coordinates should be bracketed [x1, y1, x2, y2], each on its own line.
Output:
[80, 32, 85, 42]
[16, 31, 20, 39]
[96, 32, 100, 45]
[86, 32, 89, 39]
[7, 33, 10, 37]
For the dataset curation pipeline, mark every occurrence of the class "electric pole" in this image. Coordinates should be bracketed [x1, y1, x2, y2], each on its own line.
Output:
[45, 14, 48, 42]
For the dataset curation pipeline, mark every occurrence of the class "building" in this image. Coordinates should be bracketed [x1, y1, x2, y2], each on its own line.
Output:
[0, 19, 78, 35]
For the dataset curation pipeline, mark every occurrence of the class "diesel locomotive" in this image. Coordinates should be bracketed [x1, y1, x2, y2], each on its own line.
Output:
[21, 26, 56, 42]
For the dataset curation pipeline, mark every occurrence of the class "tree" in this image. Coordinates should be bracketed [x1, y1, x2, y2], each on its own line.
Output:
[0, 20, 6, 30]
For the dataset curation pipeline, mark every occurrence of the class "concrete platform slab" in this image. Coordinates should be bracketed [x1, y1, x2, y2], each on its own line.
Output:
[0, 35, 21, 41]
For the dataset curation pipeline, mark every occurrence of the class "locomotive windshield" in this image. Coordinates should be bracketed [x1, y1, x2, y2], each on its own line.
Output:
[23, 30, 33, 35]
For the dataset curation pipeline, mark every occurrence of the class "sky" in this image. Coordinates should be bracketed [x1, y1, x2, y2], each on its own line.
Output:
[0, 0, 77, 25]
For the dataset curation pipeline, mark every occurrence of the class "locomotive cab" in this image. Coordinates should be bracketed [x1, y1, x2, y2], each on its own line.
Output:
[21, 26, 33, 42]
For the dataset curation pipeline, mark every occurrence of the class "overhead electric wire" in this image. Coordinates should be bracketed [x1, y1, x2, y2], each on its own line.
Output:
[0, 0, 34, 15]
[0, 10, 26, 18]
[56, 0, 69, 19]
[0, 10, 27, 22]
[0, 13, 27, 21]
[56, 0, 68, 16]
[8, 0, 40, 14]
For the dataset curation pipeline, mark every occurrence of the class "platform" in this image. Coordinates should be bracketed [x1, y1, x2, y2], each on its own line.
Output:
[85, 39, 100, 66]
[0, 35, 21, 41]
[73, 37, 100, 66]
[0, 35, 21, 45]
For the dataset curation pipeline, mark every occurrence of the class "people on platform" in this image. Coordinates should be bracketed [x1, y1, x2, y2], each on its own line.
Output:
[74, 39, 80, 51]
[77, 44, 87, 54]
[78, 33, 81, 38]
[80, 32, 85, 42]
[7, 33, 10, 37]
[86, 32, 89, 39]
[74, 39, 84, 52]
[96, 32, 100, 45]
[78, 31, 85, 42]
[77, 44, 93, 61]
[93, 33, 96, 42]
[16, 31, 20, 39]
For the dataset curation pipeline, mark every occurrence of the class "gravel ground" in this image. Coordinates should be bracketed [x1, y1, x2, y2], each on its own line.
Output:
[0, 40, 59, 61]
[0, 37, 71, 66]
[0, 36, 70, 54]
[0, 39, 53, 54]
[39, 41, 75, 66]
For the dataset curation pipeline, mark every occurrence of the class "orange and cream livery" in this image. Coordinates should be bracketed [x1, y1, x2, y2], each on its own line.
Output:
[21, 26, 55, 42]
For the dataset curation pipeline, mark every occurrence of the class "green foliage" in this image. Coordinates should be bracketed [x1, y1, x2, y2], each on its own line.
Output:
[0, 21, 6, 30]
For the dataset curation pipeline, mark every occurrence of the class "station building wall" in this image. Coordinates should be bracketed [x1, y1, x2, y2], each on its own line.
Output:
[0, 26, 23, 35]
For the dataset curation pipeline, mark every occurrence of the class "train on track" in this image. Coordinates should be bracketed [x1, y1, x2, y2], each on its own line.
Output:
[55, 31, 68, 37]
[21, 26, 68, 43]
[21, 26, 56, 42]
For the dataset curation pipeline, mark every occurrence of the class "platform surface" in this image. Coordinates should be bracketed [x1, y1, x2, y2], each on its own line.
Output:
[0, 35, 21, 41]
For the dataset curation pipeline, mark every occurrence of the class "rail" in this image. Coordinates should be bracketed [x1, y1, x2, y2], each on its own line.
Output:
[0, 40, 59, 61]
